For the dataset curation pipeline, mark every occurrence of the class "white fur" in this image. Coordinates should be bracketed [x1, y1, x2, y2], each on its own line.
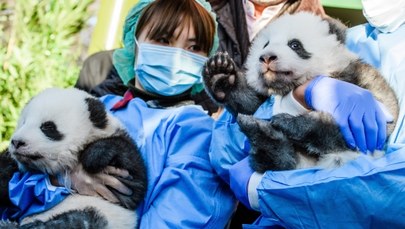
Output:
[244, 13, 386, 169]
[8, 88, 138, 228]
[9, 88, 123, 174]
[21, 195, 137, 228]
[245, 12, 357, 95]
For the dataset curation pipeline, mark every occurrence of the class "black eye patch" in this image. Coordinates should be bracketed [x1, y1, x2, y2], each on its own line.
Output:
[287, 39, 311, 59]
[40, 121, 64, 141]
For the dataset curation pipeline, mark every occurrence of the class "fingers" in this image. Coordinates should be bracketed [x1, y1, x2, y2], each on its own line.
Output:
[363, 110, 378, 152]
[77, 183, 120, 204]
[104, 166, 131, 178]
[96, 173, 133, 196]
[346, 106, 370, 153]
[350, 100, 387, 152]
[94, 184, 120, 203]
[69, 165, 133, 205]
[337, 117, 356, 150]
[375, 104, 388, 150]
[335, 106, 356, 150]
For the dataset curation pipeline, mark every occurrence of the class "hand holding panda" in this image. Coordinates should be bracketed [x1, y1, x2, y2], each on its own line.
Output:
[203, 12, 399, 172]
[0, 88, 147, 228]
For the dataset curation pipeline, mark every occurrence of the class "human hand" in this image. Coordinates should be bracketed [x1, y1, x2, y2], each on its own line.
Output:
[69, 164, 133, 204]
[229, 157, 254, 209]
[305, 76, 390, 153]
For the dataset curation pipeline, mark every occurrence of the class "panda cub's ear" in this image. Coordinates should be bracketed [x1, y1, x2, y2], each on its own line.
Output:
[85, 97, 108, 129]
[324, 16, 347, 44]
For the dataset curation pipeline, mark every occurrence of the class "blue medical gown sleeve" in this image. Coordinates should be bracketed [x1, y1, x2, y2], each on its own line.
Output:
[210, 110, 250, 184]
[101, 95, 234, 228]
[2, 172, 69, 221]
[255, 149, 405, 228]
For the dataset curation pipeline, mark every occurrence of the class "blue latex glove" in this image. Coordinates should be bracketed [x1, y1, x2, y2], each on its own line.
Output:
[229, 157, 254, 209]
[305, 75, 390, 153]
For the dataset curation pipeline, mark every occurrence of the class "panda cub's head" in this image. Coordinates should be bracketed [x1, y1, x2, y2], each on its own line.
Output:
[8, 88, 123, 175]
[245, 12, 357, 96]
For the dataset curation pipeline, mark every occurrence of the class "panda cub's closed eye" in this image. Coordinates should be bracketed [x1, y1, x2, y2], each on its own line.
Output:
[40, 121, 64, 141]
[263, 40, 269, 49]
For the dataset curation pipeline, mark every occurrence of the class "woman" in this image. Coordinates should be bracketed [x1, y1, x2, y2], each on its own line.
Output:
[4, 0, 234, 228]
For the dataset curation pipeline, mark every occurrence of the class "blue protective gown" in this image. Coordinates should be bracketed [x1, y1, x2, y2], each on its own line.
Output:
[2, 95, 235, 228]
[209, 23, 405, 228]
[101, 95, 234, 228]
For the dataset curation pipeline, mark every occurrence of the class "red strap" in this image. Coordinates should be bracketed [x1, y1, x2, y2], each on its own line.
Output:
[111, 90, 134, 110]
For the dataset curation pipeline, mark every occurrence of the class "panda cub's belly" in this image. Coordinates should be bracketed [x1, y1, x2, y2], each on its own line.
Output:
[21, 195, 137, 228]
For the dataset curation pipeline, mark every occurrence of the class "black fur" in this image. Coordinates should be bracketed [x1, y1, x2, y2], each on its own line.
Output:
[203, 13, 399, 172]
[0, 89, 147, 227]
[0, 150, 18, 207]
[0, 131, 147, 226]
[325, 16, 346, 44]
[40, 121, 64, 141]
[202, 52, 266, 116]
[86, 97, 108, 129]
[288, 39, 311, 59]
[79, 132, 147, 209]
[0, 207, 108, 229]
[238, 113, 350, 173]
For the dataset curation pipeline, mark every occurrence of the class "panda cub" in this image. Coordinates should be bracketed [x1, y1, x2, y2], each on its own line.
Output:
[0, 88, 147, 228]
[203, 12, 399, 173]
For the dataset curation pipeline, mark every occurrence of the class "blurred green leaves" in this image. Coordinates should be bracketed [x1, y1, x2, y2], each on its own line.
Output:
[0, 0, 93, 150]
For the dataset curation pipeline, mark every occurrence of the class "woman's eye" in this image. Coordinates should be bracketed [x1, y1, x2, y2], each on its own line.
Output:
[189, 44, 202, 52]
[156, 37, 170, 45]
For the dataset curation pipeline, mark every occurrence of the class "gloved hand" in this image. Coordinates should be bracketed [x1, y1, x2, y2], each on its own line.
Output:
[305, 75, 391, 153]
[229, 157, 254, 209]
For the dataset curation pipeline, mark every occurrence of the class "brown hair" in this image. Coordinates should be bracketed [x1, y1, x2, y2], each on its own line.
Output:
[135, 0, 215, 54]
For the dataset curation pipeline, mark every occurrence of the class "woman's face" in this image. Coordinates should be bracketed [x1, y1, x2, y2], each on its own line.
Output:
[137, 23, 208, 57]
[134, 22, 209, 92]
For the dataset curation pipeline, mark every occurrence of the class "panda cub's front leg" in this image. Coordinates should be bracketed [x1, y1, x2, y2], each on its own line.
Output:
[237, 114, 298, 173]
[202, 52, 264, 115]
[270, 112, 351, 156]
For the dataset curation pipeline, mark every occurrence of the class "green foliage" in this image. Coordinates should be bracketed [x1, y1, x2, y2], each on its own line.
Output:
[0, 0, 93, 150]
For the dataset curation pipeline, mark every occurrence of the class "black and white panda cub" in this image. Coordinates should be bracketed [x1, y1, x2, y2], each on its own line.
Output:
[0, 88, 147, 228]
[203, 12, 399, 173]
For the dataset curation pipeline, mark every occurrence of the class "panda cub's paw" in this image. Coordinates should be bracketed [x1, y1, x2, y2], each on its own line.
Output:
[269, 113, 297, 135]
[202, 52, 238, 103]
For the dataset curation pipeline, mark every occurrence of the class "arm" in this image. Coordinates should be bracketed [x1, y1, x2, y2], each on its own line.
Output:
[253, 147, 405, 228]
[230, 147, 405, 228]
[209, 96, 281, 184]
[138, 108, 235, 228]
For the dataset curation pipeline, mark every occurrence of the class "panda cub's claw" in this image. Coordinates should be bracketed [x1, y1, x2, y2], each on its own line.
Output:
[202, 52, 237, 103]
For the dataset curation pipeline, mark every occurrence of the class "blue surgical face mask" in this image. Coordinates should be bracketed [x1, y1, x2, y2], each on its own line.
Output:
[134, 41, 208, 96]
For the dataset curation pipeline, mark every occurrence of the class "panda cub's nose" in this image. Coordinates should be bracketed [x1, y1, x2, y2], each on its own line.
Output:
[11, 139, 26, 149]
[259, 54, 277, 64]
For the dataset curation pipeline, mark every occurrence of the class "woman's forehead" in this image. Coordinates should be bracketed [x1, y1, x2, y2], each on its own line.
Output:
[144, 18, 196, 40]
